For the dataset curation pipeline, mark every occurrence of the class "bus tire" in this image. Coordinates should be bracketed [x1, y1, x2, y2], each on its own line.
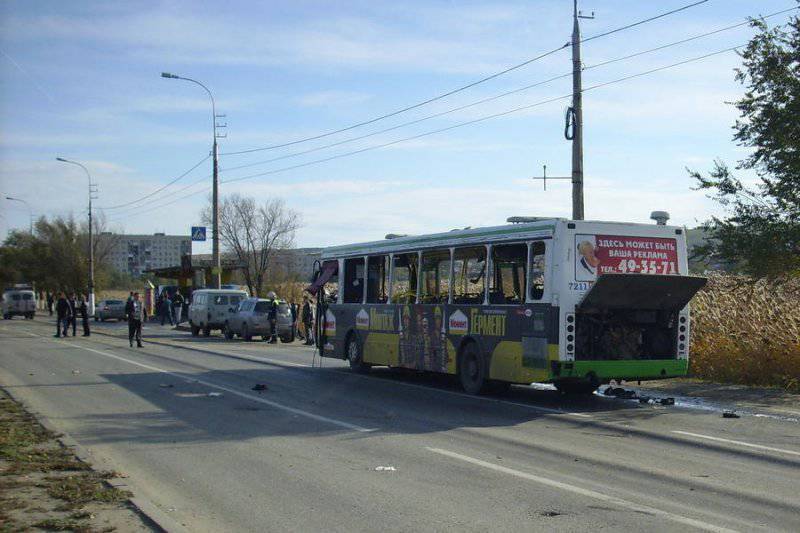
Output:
[346, 334, 370, 373]
[458, 341, 487, 395]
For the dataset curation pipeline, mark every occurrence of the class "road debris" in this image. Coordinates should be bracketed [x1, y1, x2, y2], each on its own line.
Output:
[207, 392, 223, 398]
[159, 383, 174, 388]
[251, 383, 268, 391]
[71, 370, 80, 375]
[722, 410, 740, 419]
[374, 466, 397, 472]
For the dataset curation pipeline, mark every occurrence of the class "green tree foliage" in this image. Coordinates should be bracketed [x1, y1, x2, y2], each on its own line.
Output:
[689, 12, 800, 277]
[0, 215, 118, 292]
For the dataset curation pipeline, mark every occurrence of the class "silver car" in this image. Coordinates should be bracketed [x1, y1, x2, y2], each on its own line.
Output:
[95, 299, 127, 321]
[224, 298, 294, 342]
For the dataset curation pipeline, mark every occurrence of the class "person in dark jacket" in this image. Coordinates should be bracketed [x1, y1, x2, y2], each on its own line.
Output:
[172, 291, 184, 325]
[67, 293, 78, 336]
[267, 292, 278, 344]
[46, 292, 54, 316]
[54, 292, 71, 337]
[126, 292, 146, 347]
[301, 296, 314, 345]
[79, 295, 90, 336]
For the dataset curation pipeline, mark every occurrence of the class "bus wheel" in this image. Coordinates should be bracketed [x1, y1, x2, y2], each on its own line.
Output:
[554, 380, 598, 395]
[458, 342, 487, 395]
[346, 335, 370, 373]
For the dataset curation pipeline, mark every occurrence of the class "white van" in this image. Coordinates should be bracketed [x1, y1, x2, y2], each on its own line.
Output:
[2, 289, 36, 320]
[188, 289, 248, 336]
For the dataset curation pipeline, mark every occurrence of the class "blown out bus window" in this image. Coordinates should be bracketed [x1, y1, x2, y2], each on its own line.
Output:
[391, 253, 418, 304]
[367, 255, 389, 303]
[453, 247, 486, 304]
[344, 257, 365, 303]
[491, 243, 527, 304]
[420, 250, 450, 304]
[529, 241, 546, 300]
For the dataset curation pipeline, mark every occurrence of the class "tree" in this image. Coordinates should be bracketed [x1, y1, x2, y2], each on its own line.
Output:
[689, 12, 800, 277]
[202, 194, 302, 295]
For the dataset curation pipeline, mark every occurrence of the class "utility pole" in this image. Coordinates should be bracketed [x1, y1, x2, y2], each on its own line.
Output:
[56, 157, 97, 316]
[162, 72, 225, 289]
[570, 0, 585, 221]
[532, 1, 592, 220]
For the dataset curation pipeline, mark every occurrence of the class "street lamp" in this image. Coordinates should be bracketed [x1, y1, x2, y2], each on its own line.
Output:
[56, 157, 96, 316]
[161, 71, 221, 289]
[5, 196, 33, 233]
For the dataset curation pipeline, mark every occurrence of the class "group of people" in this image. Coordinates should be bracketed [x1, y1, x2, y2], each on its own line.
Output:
[52, 292, 90, 338]
[155, 290, 185, 326]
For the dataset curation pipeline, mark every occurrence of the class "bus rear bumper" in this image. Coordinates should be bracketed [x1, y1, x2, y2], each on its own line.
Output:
[551, 359, 688, 382]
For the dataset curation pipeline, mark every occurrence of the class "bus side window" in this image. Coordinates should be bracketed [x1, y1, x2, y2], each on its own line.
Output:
[420, 250, 450, 304]
[392, 253, 418, 304]
[343, 257, 365, 303]
[367, 255, 389, 304]
[492, 243, 527, 304]
[453, 247, 486, 304]
[529, 241, 546, 300]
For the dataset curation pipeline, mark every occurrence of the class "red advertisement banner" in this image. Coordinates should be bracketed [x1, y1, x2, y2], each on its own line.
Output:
[575, 234, 679, 281]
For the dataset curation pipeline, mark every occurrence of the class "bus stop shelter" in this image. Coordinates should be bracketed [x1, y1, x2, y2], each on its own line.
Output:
[145, 254, 246, 292]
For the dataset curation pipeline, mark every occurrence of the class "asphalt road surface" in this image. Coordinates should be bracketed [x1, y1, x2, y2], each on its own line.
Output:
[1, 317, 798, 532]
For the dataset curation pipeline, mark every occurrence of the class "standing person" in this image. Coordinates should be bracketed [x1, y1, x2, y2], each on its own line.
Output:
[290, 302, 298, 339]
[301, 296, 314, 345]
[68, 293, 78, 337]
[54, 292, 71, 338]
[160, 292, 173, 326]
[126, 292, 146, 348]
[46, 292, 54, 316]
[267, 292, 278, 344]
[79, 295, 90, 337]
[172, 291, 184, 325]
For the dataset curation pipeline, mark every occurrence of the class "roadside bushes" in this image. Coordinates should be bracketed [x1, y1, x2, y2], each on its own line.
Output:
[690, 274, 800, 392]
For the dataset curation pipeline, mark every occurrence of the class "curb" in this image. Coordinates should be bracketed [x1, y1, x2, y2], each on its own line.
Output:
[1, 385, 189, 533]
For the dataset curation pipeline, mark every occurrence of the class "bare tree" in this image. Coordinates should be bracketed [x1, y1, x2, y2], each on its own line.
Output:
[202, 194, 301, 295]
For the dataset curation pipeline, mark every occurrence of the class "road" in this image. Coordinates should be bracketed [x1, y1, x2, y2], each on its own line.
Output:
[1, 317, 798, 532]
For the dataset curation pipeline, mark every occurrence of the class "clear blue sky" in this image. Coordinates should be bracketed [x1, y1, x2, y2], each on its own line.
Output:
[1, 0, 796, 253]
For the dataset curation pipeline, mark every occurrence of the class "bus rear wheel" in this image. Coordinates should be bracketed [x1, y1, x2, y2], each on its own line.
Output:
[458, 342, 487, 395]
[346, 335, 370, 373]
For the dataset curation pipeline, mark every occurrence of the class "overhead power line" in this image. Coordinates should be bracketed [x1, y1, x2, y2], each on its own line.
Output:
[219, 6, 798, 176]
[105, 172, 210, 221]
[220, 0, 710, 157]
[115, 40, 765, 222]
[97, 154, 210, 210]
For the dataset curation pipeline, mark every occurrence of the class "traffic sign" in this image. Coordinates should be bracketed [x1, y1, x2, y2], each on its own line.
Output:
[191, 226, 206, 241]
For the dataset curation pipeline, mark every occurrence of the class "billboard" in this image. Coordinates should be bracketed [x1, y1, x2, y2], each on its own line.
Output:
[575, 234, 679, 282]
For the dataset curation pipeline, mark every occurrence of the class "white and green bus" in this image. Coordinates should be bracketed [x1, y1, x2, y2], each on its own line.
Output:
[307, 218, 706, 394]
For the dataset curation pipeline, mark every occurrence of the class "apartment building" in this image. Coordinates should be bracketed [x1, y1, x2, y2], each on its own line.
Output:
[99, 232, 192, 276]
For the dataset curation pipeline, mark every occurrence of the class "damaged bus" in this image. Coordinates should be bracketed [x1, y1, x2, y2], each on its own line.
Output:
[307, 217, 706, 394]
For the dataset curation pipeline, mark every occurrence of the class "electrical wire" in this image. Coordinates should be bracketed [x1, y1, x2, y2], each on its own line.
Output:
[96, 154, 210, 210]
[218, 6, 798, 176]
[220, 0, 711, 156]
[105, 172, 211, 222]
[218, 44, 744, 186]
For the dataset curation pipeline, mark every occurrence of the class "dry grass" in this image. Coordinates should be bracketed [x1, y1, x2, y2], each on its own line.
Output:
[691, 274, 800, 392]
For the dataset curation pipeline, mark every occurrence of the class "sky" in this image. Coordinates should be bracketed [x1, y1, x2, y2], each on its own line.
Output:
[1, 0, 797, 253]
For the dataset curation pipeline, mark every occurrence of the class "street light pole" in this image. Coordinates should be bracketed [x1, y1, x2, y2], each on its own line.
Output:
[56, 157, 96, 316]
[161, 72, 222, 289]
[5, 196, 33, 233]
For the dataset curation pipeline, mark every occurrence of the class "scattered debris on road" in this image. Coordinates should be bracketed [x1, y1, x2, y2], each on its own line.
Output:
[207, 392, 223, 398]
[722, 410, 740, 419]
[159, 383, 174, 388]
[374, 466, 397, 472]
[251, 384, 268, 392]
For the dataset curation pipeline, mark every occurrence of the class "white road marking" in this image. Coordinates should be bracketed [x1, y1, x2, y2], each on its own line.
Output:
[127, 335, 591, 418]
[427, 447, 739, 533]
[60, 342, 375, 434]
[672, 431, 800, 457]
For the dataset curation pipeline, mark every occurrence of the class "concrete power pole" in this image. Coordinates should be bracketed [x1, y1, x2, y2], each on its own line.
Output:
[570, 0, 585, 221]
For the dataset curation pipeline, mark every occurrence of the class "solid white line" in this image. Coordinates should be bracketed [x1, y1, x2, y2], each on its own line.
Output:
[672, 431, 800, 457]
[427, 447, 738, 533]
[62, 342, 375, 433]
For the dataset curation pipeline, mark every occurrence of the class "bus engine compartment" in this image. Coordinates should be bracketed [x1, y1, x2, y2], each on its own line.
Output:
[575, 308, 678, 360]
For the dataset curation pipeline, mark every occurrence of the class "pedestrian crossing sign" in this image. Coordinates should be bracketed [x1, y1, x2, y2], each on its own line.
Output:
[191, 226, 206, 241]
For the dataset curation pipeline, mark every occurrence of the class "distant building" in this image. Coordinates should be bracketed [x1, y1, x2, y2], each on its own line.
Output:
[99, 232, 192, 276]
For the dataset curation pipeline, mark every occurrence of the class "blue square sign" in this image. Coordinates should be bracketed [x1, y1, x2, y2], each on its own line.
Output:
[191, 226, 206, 241]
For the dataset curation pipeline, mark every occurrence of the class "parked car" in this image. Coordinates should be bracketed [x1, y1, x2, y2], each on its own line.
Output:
[95, 299, 127, 321]
[188, 289, 248, 336]
[224, 297, 294, 342]
[1, 289, 36, 319]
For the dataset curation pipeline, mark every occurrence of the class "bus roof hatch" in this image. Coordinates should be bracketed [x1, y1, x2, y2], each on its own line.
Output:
[578, 274, 707, 312]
